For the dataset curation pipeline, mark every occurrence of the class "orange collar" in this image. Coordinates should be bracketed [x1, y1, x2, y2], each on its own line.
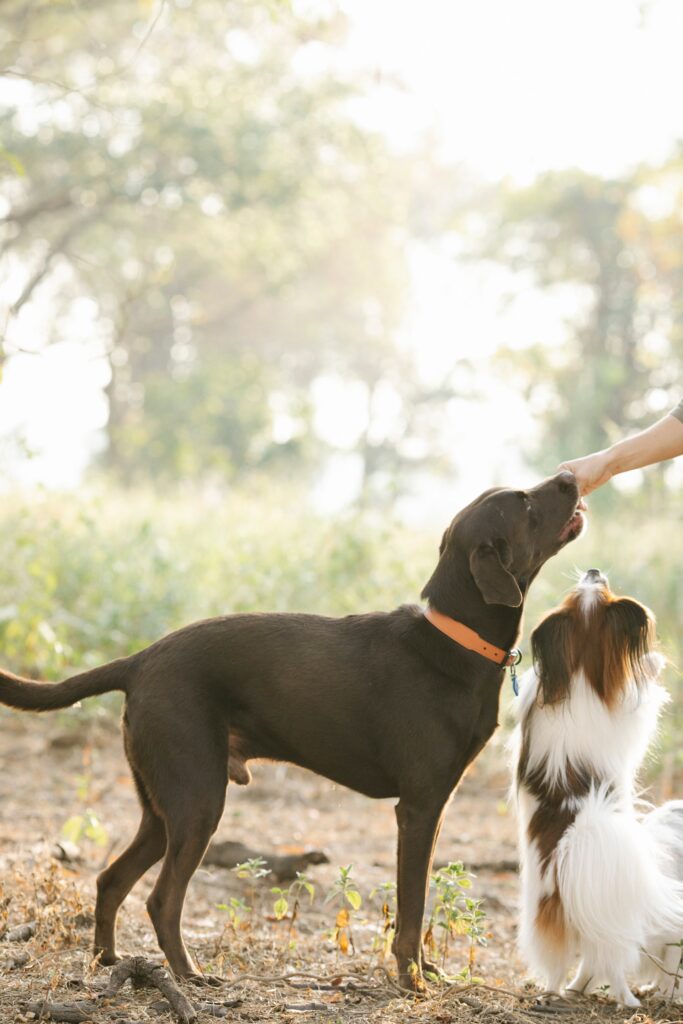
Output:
[424, 607, 520, 667]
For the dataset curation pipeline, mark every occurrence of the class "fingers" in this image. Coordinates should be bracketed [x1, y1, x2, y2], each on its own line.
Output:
[557, 462, 590, 498]
[556, 454, 609, 496]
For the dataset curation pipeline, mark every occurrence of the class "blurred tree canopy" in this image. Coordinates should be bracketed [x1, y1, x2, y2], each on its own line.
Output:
[482, 160, 683, 472]
[2, 0, 682, 502]
[1, 0, 458, 493]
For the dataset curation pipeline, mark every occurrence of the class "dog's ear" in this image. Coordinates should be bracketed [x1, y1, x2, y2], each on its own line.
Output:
[531, 610, 574, 705]
[596, 597, 657, 704]
[469, 541, 522, 607]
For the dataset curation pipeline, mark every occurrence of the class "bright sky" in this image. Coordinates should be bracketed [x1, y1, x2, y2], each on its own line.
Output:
[3, 0, 683, 512]
[341, 0, 683, 180]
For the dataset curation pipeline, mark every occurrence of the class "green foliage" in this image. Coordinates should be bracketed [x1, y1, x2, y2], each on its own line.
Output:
[111, 356, 278, 482]
[326, 864, 362, 955]
[369, 879, 396, 959]
[271, 871, 315, 925]
[0, 0, 435, 497]
[0, 484, 432, 685]
[484, 162, 683, 475]
[0, 483, 680, 774]
[61, 809, 108, 848]
[216, 896, 251, 932]
[326, 864, 362, 912]
[424, 862, 487, 977]
[271, 889, 289, 921]
[232, 857, 271, 882]
[424, 862, 487, 982]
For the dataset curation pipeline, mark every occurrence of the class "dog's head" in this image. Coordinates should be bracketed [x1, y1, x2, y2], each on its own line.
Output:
[530, 569, 662, 707]
[422, 470, 584, 612]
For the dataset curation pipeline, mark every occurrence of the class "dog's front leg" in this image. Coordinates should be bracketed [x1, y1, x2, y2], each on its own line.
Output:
[393, 798, 445, 992]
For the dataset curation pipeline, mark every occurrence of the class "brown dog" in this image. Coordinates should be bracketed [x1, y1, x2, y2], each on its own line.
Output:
[0, 472, 583, 990]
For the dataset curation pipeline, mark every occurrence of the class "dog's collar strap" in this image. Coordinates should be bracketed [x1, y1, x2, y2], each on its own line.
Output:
[424, 607, 521, 668]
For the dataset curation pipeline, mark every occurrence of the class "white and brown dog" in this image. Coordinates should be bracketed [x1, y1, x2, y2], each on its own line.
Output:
[511, 569, 683, 1006]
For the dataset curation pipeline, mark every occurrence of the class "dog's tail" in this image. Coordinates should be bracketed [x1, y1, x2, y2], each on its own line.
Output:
[556, 785, 683, 976]
[0, 656, 133, 712]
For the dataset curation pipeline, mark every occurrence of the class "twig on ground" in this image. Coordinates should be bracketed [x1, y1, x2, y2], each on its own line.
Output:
[456, 980, 534, 1002]
[364, 962, 406, 996]
[103, 956, 197, 1023]
[220, 968, 375, 990]
[197, 999, 243, 1018]
[20, 1000, 98, 1023]
[642, 947, 683, 980]
[22, 957, 204, 1024]
[283, 1001, 331, 1012]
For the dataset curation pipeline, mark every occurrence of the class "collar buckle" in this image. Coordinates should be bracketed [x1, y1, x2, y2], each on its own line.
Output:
[507, 648, 523, 696]
[505, 647, 522, 668]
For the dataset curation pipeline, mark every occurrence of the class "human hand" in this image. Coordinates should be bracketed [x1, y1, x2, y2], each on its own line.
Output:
[557, 450, 613, 496]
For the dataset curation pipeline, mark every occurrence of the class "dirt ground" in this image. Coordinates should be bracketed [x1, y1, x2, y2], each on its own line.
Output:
[0, 710, 680, 1024]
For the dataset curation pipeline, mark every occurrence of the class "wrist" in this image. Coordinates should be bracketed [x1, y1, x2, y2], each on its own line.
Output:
[603, 444, 624, 476]
[605, 435, 646, 476]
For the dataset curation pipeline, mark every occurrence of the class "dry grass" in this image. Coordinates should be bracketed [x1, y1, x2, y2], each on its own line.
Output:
[0, 712, 681, 1023]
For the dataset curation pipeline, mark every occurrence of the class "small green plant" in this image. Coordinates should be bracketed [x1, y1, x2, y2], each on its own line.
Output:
[271, 886, 289, 921]
[213, 894, 251, 959]
[232, 856, 270, 913]
[271, 871, 315, 925]
[424, 861, 487, 980]
[61, 809, 108, 848]
[326, 865, 362, 955]
[216, 896, 250, 933]
[232, 856, 270, 881]
[61, 745, 109, 848]
[458, 896, 488, 980]
[369, 880, 396, 959]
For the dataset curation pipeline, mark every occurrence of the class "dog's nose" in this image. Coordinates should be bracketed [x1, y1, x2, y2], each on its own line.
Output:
[581, 568, 607, 586]
[555, 470, 578, 495]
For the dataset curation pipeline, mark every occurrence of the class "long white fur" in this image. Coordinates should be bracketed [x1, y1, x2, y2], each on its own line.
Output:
[639, 800, 683, 998]
[512, 635, 683, 1005]
[515, 657, 668, 794]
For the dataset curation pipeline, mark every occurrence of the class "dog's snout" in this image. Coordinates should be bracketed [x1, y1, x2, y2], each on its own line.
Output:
[556, 470, 578, 496]
[581, 568, 607, 586]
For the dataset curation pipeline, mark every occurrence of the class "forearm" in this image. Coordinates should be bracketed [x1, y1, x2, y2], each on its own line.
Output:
[603, 413, 683, 476]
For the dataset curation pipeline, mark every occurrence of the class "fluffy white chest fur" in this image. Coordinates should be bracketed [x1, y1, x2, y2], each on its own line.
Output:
[511, 573, 683, 1006]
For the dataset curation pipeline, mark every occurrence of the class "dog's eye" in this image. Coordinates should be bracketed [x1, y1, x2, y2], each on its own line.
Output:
[516, 492, 538, 525]
[525, 500, 538, 525]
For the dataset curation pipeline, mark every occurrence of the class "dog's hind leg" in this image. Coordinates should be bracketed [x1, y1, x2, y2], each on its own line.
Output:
[605, 971, 640, 1007]
[137, 715, 228, 981]
[565, 957, 594, 996]
[574, 944, 640, 1007]
[146, 796, 226, 979]
[94, 794, 166, 964]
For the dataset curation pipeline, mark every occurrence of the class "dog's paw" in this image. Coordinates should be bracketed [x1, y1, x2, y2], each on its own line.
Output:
[94, 950, 123, 967]
[397, 964, 428, 996]
[562, 988, 585, 1002]
[615, 990, 640, 1008]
